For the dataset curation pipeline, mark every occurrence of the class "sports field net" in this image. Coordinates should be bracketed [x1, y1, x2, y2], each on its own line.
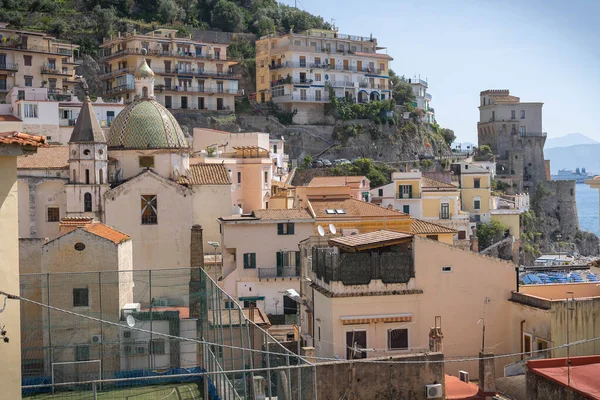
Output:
[20, 268, 315, 399]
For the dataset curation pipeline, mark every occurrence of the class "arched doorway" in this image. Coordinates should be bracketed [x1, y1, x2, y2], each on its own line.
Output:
[370, 91, 380, 102]
[358, 90, 369, 104]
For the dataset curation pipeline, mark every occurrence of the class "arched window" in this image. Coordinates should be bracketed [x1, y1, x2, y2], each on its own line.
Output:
[72, 169, 76, 182]
[142, 86, 148, 98]
[85, 169, 90, 184]
[84, 193, 92, 212]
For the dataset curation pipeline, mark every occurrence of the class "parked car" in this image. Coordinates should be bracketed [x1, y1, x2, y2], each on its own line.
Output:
[419, 154, 435, 161]
[311, 159, 324, 168]
[334, 158, 351, 166]
[321, 159, 333, 167]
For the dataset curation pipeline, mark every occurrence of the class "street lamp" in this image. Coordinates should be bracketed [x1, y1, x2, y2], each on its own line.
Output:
[207, 241, 220, 282]
[283, 288, 312, 399]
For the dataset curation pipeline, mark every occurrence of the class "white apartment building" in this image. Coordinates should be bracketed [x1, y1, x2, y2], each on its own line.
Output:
[407, 75, 435, 124]
[256, 29, 393, 124]
[98, 29, 240, 111]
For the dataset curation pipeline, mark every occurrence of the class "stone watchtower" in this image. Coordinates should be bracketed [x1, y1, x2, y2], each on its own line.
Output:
[477, 90, 547, 194]
[65, 79, 110, 221]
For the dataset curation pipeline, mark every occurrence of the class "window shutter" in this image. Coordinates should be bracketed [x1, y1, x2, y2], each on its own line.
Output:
[276, 252, 282, 268]
[288, 223, 295, 235]
[251, 253, 256, 268]
[243, 253, 249, 268]
[295, 251, 301, 275]
[408, 185, 413, 199]
[277, 223, 283, 235]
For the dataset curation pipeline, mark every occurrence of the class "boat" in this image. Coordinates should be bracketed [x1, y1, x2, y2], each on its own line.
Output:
[551, 168, 591, 183]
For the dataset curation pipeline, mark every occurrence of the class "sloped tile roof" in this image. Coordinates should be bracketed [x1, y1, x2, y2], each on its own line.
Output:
[409, 219, 458, 234]
[328, 230, 412, 249]
[252, 208, 313, 221]
[0, 115, 21, 121]
[17, 145, 69, 169]
[422, 177, 457, 189]
[178, 163, 231, 185]
[309, 197, 408, 219]
[83, 223, 130, 244]
[0, 131, 46, 148]
[59, 217, 94, 228]
[308, 176, 368, 187]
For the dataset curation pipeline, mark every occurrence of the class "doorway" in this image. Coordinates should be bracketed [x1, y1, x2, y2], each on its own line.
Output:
[346, 330, 367, 359]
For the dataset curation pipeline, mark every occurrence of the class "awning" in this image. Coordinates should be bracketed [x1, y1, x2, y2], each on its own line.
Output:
[340, 313, 412, 325]
[239, 296, 265, 302]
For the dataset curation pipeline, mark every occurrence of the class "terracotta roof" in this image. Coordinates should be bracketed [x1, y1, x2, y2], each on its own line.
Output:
[83, 223, 130, 244]
[178, 163, 231, 185]
[0, 115, 21, 122]
[252, 208, 313, 221]
[328, 230, 413, 250]
[445, 375, 483, 400]
[308, 176, 369, 187]
[409, 219, 458, 235]
[271, 179, 293, 189]
[309, 197, 408, 219]
[422, 177, 457, 189]
[17, 146, 69, 169]
[527, 356, 600, 400]
[0, 131, 46, 148]
[59, 217, 94, 228]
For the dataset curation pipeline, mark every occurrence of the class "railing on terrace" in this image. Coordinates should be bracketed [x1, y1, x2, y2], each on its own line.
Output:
[165, 102, 233, 111]
[41, 64, 72, 76]
[98, 47, 234, 61]
[258, 266, 300, 279]
[425, 93, 432, 101]
[104, 84, 135, 95]
[397, 193, 421, 199]
[406, 78, 427, 86]
[272, 94, 330, 103]
[0, 42, 73, 56]
[519, 132, 547, 137]
[326, 80, 355, 87]
[271, 78, 314, 87]
[157, 86, 240, 95]
[0, 62, 19, 71]
[99, 67, 134, 79]
[358, 82, 390, 90]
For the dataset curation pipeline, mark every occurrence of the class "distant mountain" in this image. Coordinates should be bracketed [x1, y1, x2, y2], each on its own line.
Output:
[545, 144, 600, 175]
[545, 133, 598, 149]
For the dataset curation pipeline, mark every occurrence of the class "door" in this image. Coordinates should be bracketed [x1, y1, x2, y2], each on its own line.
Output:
[300, 89, 307, 101]
[440, 203, 450, 219]
[283, 295, 297, 315]
[198, 97, 205, 109]
[165, 96, 172, 109]
[216, 98, 224, 110]
[346, 331, 367, 359]
[164, 60, 171, 73]
[181, 96, 188, 109]
[357, 60, 362, 71]
[343, 59, 349, 71]
[330, 58, 335, 69]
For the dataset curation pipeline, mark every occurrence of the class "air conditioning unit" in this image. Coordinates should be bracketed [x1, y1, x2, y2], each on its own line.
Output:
[91, 334, 102, 344]
[426, 384, 443, 399]
[459, 370, 469, 382]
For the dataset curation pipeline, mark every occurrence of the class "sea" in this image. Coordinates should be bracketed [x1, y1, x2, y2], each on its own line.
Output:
[576, 183, 600, 236]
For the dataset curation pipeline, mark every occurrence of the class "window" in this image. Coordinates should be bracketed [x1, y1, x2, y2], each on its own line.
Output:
[299, 56, 306, 68]
[84, 193, 92, 212]
[24, 76, 33, 87]
[47, 207, 60, 222]
[519, 126, 526, 135]
[315, 73, 322, 82]
[150, 339, 166, 355]
[75, 345, 90, 361]
[346, 331, 367, 359]
[277, 251, 299, 270]
[474, 178, 481, 188]
[24, 55, 32, 66]
[440, 203, 450, 219]
[458, 230, 467, 240]
[264, 171, 268, 184]
[141, 195, 158, 225]
[388, 328, 408, 350]
[85, 169, 90, 184]
[378, 188, 383, 197]
[441, 266, 453, 272]
[237, 171, 241, 184]
[277, 222, 295, 235]
[521, 110, 525, 119]
[243, 253, 256, 269]
[73, 288, 89, 307]
[511, 110, 516, 119]
[537, 339, 549, 351]
[139, 156, 154, 168]
[491, 111, 495, 120]
[99, 170, 104, 185]
[399, 185, 413, 199]
[474, 197, 481, 210]
[426, 234, 439, 241]
[315, 90, 321, 102]
[23, 104, 38, 118]
[402, 205, 410, 214]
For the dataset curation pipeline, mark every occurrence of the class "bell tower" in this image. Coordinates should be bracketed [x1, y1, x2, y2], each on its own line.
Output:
[65, 77, 110, 220]
[134, 48, 155, 99]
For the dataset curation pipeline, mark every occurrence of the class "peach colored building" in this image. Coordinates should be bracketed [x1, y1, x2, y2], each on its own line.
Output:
[307, 175, 370, 201]
[0, 131, 45, 400]
[302, 231, 522, 378]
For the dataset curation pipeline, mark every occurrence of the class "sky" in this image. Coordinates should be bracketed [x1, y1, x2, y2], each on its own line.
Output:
[282, 0, 600, 144]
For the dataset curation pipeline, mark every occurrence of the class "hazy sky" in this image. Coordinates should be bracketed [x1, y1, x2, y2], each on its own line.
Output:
[282, 0, 600, 144]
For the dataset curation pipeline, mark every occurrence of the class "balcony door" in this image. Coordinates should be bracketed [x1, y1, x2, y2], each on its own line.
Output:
[346, 331, 367, 360]
[440, 203, 450, 219]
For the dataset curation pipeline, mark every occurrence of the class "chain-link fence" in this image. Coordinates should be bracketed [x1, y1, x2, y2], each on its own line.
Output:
[20, 268, 316, 399]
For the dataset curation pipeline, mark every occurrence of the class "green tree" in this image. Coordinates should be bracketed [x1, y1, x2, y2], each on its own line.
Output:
[92, 5, 117, 38]
[389, 69, 415, 105]
[477, 220, 509, 250]
[211, 0, 245, 32]
[440, 128, 456, 147]
[157, 0, 184, 24]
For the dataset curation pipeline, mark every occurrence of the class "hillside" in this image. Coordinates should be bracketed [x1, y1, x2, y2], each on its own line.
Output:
[545, 133, 598, 149]
[545, 144, 600, 174]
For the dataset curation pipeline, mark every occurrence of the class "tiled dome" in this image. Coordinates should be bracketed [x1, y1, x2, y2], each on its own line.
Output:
[107, 99, 188, 149]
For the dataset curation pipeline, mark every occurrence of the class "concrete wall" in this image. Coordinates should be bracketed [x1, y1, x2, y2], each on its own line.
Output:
[191, 185, 232, 245]
[0, 153, 23, 399]
[526, 366, 589, 400]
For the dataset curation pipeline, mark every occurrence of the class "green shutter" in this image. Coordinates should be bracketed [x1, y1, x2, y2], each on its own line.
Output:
[251, 253, 256, 268]
[276, 252, 282, 268]
[243, 253, 249, 268]
[277, 223, 284, 235]
[288, 223, 295, 235]
[408, 185, 413, 199]
[295, 251, 301, 276]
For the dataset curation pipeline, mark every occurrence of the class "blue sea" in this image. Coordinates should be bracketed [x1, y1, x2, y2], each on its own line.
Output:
[576, 183, 600, 236]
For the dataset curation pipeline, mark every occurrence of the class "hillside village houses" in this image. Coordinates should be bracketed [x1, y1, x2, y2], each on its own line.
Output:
[406, 75, 436, 124]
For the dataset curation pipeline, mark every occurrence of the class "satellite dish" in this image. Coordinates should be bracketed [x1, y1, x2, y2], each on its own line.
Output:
[329, 224, 337, 234]
[126, 315, 136, 328]
[317, 225, 325, 237]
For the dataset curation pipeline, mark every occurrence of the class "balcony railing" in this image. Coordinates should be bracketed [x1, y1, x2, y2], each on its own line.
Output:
[59, 118, 77, 127]
[0, 63, 19, 71]
[272, 94, 330, 103]
[397, 193, 421, 199]
[99, 47, 234, 61]
[258, 266, 300, 279]
[41, 64, 73, 76]
[406, 78, 427, 86]
[519, 132, 547, 137]
[439, 212, 451, 220]
[358, 82, 390, 90]
[326, 80, 355, 87]
[152, 67, 239, 79]
[0, 42, 74, 56]
[156, 85, 240, 95]
[425, 93, 432, 101]
[104, 84, 135, 95]
[268, 61, 384, 74]
[99, 67, 134, 79]
[270, 78, 314, 87]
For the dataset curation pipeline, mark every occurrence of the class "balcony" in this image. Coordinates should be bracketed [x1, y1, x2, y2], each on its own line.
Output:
[59, 118, 77, 127]
[47, 88, 73, 101]
[157, 85, 240, 95]
[272, 93, 330, 103]
[99, 67, 134, 80]
[358, 82, 390, 90]
[425, 93, 432, 101]
[41, 64, 72, 76]
[519, 132, 547, 137]
[0, 63, 19, 71]
[327, 80, 355, 88]
[99, 47, 235, 62]
[270, 78, 314, 87]
[104, 84, 135, 95]
[0, 42, 74, 56]
[397, 193, 421, 199]
[406, 78, 427, 87]
[258, 266, 300, 279]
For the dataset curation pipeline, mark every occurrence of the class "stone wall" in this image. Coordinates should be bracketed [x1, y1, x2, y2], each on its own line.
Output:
[526, 368, 589, 400]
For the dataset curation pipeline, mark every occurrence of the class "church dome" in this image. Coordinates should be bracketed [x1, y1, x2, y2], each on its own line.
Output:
[134, 58, 154, 79]
[107, 99, 188, 149]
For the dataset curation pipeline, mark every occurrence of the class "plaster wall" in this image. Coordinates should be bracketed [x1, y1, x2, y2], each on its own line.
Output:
[191, 185, 232, 245]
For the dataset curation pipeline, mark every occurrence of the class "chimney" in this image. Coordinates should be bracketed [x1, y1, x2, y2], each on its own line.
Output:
[478, 352, 496, 395]
[189, 225, 204, 318]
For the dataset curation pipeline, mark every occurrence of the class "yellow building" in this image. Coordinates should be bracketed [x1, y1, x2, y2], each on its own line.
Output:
[98, 29, 239, 111]
[453, 162, 492, 222]
[0, 23, 80, 98]
[255, 29, 393, 124]
[0, 131, 45, 399]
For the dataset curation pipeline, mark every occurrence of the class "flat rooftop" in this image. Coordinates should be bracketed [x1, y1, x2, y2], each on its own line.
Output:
[528, 356, 600, 400]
